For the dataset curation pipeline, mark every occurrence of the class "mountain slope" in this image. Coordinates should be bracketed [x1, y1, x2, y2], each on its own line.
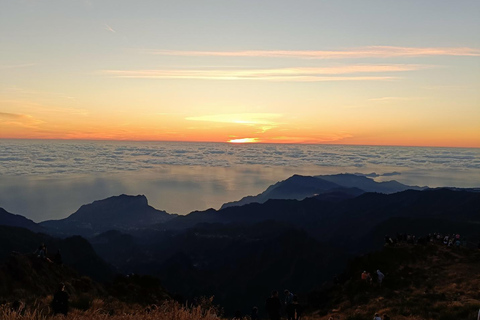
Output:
[0, 207, 44, 233]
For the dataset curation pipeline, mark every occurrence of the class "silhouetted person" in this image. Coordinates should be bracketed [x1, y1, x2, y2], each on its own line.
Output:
[265, 290, 282, 320]
[284, 289, 294, 305]
[376, 270, 385, 286]
[251, 306, 259, 320]
[35, 243, 47, 258]
[333, 274, 339, 285]
[35, 243, 53, 263]
[11, 300, 21, 313]
[51, 283, 69, 316]
[233, 309, 242, 319]
[285, 295, 301, 320]
[383, 314, 390, 320]
[54, 250, 63, 265]
[373, 312, 382, 320]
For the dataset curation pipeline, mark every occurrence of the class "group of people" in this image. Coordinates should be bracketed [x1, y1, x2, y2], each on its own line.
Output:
[361, 269, 385, 286]
[34, 243, 68, 315]
[265, 289, 301, 320]
[385, 232, 469, 247]
[34, 243, 63, 265]
[373, 312, 391, 320]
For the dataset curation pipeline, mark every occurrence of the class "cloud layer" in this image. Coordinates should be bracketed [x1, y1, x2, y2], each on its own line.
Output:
[102, 64, 422, 82]
[1, 141, 479, 176]
[147, 46, 480, 59]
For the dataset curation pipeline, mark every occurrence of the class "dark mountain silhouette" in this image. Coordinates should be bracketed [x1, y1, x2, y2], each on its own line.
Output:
[40, 194, 176, 237]
[318, 173, 424, 193]
[2, 174, 477, 317]
[0, 207, 44, 233]
[89, 230, 149, 269]
[221, 173, 423, 209]
[86, 188, 480, 315]
[163, 189, 480, 247]
[89, 221, 348, 315]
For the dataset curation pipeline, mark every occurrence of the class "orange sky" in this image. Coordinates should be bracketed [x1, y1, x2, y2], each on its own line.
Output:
[1, 1, 479, 148]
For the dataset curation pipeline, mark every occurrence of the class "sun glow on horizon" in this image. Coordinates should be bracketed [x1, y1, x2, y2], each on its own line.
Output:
[228, 138, 259, 144]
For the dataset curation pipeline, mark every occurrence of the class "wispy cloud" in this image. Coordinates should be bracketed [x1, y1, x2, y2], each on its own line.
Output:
[147, 46, 480, 59]
[186, 113, 282, 126]
[368, 96, 425, 102]
[268, 132, 354, 144]
[105, 23, 116, 33]
[0, 112, 44, 128]
[187, 113, 282, 133]
[102, 64, 421, 82]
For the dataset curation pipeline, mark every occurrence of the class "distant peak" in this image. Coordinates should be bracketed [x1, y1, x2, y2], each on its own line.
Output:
[101, 194, 148, 205]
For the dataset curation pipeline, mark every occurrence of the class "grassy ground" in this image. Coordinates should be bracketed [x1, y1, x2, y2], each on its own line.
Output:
[307, 243, 480, 320]
[1, 298, 221, 320]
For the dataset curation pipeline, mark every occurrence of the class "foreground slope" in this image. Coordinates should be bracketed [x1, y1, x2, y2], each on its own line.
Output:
[308, 243, 480, 320]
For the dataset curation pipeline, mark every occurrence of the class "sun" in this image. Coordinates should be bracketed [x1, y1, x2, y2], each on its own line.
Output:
[228, 138, 259, 144]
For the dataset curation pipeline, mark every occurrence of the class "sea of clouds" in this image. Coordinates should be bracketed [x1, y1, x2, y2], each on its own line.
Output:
[0, 140, 479, 221]
[1, 140, 479, 175]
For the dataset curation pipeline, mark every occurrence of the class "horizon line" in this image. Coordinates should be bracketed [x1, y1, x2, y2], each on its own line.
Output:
[0, 137, 478, 150]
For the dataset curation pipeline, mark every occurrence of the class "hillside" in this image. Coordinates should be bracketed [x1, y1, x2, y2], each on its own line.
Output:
[306, 242, 480, 320]
[0, 225, 114, 282]
[0, 251, 170, 309]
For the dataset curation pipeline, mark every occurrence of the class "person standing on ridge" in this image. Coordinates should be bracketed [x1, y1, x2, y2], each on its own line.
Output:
[285, 295, 301, 320]
[284, 289, 294, 306]
[51, 283, 69, 316]
[377, 269, 385, 286]
[265, 290, 282, 320]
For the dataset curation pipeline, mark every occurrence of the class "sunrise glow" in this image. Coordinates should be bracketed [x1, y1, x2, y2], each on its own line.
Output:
[1, 1, 479, 148]
[228, 138, 259, 144]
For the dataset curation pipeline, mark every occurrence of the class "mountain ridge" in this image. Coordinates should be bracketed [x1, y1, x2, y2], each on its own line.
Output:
[40, 194, 176, 237]
[221, 173, 425, 209]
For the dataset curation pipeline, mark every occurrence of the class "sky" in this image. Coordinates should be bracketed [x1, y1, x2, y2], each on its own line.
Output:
[1, 0, 479, 147]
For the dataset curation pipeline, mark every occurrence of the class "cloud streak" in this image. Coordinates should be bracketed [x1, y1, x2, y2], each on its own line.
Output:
[0, 112, 44, 128]
[368, 97, 425, 102]
[186, 113, 282, 125]
[102, 64, 421, 82]
[104, 23, 116, 33]
[147, 46, 480, 59]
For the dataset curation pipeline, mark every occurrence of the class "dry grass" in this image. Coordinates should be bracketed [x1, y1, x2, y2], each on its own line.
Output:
[0, 298, 224, 320]
[308, 244, 480, 320]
